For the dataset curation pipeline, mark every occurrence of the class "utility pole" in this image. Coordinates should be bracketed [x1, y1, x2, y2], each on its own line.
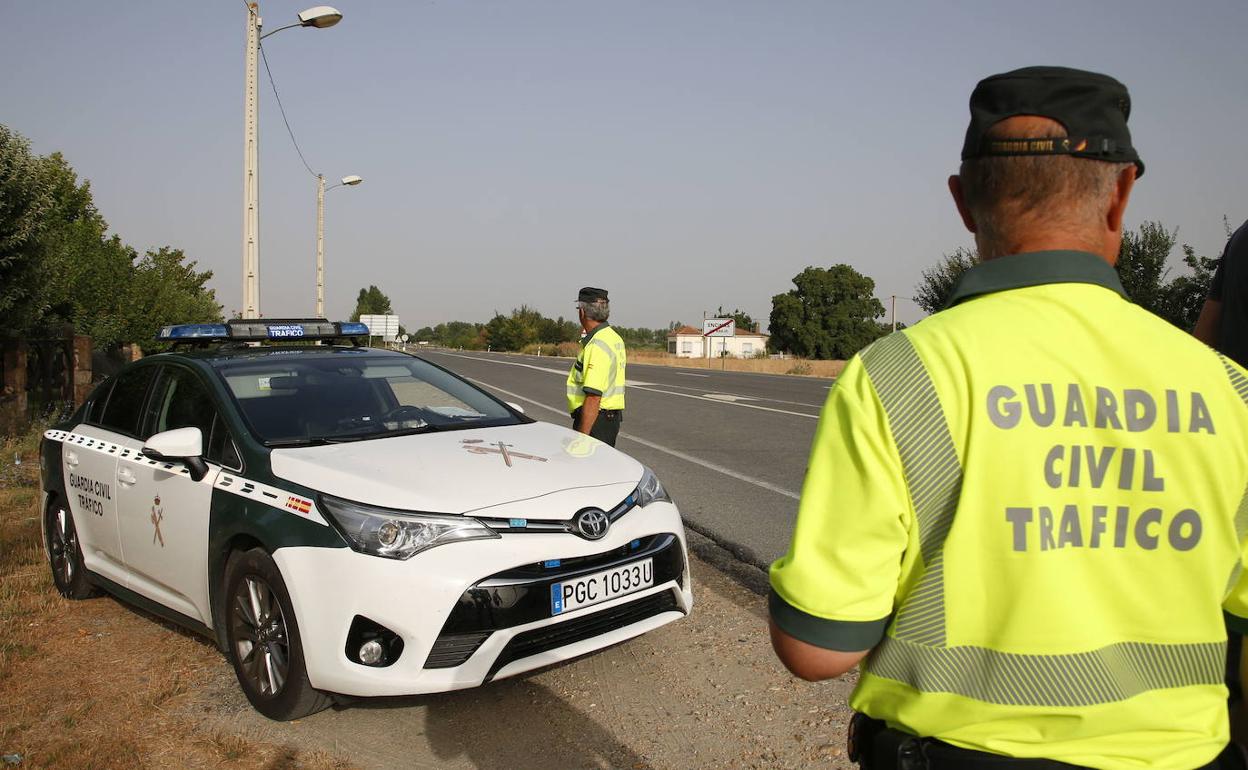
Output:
[242, 2, 261, 318]
[316, 173, 325, 317]
[891, 294, 897, 332]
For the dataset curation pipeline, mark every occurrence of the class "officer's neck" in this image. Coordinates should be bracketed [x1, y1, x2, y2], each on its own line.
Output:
[582, 319, 604, 335]
[979, 233, 1119, 266]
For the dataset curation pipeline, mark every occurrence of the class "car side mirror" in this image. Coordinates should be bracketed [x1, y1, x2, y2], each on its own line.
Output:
[506, 401, 526, 415]
[142, 427, 210, 482]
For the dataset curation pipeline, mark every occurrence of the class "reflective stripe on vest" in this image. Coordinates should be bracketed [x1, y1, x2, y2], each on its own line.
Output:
[858, 332, 1226, 707]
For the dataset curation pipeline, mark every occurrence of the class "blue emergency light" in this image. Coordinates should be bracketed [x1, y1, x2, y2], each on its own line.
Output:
[156, 318, 373, 345]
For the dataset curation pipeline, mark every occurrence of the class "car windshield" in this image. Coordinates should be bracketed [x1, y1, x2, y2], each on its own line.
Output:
[211, 352, 522, 445]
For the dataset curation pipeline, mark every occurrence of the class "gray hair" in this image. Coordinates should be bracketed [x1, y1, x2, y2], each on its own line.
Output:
[579, 299, 610, 322]
[958, 122, 1130, 259]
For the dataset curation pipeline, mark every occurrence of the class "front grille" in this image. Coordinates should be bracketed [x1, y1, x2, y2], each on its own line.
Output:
[435, 534, 683, 637]
[492, 534, 667, 580]
[485, 590, 681, 680]
[424, 631, 492, 669]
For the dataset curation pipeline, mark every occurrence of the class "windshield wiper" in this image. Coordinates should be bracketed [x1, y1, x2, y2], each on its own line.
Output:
[265, 437, 335, 447]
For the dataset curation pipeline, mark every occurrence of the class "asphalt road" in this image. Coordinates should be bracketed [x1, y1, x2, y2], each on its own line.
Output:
[413, 348, 833, 569]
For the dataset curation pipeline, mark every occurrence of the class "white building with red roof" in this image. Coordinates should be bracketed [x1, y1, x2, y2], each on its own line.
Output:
[665, 324, 770, 358]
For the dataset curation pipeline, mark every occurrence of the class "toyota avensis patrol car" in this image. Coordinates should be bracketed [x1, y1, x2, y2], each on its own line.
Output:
[40, 319, 692, 720]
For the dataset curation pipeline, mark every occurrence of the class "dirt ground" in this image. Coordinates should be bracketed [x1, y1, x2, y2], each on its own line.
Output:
[1, 428, 857, 769]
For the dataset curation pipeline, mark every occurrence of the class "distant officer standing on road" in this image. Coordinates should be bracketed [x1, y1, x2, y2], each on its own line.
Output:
[1196, 221, 1248, 367]
[770, 66, 1248, 769]
[567, 287, 627, 446]
[1195, 219, 1248, 740]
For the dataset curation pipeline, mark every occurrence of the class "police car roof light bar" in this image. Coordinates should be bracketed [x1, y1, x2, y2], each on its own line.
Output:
[157, 318, 370, 346]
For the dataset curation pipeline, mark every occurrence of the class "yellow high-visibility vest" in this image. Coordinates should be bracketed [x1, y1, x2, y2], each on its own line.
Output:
[771, 250, 1248, 769]
[567, 324, 626, 413]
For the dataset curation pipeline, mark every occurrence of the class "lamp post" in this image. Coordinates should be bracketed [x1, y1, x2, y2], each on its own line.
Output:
[241, 3, 342, 319]
[316, 174, 362, 317]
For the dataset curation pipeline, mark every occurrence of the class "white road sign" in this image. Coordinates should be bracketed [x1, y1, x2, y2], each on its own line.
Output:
[702, 318, 735, 337]
[359, 314, 401, 341]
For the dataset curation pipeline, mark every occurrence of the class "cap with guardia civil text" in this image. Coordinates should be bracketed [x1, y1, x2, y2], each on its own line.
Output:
[577, 287, 609, 303]
[961, 66, 1144, 177]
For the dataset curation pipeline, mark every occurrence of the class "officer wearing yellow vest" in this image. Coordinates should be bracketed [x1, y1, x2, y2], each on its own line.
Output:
[567, 287, 626, 446]
[769, 66, 1248, 769]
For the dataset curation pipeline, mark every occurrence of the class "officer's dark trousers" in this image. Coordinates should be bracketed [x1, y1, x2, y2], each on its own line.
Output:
[570, 408, 621, 447]
[853, 715, 1247, 769]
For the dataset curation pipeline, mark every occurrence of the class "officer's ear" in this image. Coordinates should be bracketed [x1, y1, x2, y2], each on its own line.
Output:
[1105, 164, 1137, 236]
[948, 175, 977, 234]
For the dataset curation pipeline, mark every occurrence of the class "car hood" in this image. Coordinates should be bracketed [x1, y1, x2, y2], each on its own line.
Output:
[268, 421, 643, 518]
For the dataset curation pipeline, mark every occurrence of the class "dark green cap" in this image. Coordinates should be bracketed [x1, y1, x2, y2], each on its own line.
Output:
[961, 66, 1144, 177]
[577, 287, 608, 303]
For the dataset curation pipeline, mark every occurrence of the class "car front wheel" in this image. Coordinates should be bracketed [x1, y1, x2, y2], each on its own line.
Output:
[45, 501, 97, 599]
[223, 548, 331, 721]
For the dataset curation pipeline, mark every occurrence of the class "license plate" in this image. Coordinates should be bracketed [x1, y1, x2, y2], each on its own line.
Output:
[550, 558, 654, 615]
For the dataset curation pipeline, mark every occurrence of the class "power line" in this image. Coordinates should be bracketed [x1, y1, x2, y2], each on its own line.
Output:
[259, 41, 319, 178]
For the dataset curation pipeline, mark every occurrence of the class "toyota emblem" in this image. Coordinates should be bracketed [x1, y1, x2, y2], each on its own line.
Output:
[573, 508, 610, 540]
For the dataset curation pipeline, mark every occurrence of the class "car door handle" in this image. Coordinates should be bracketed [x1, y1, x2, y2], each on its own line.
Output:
[66, 451, 80, 468]
[117, 468, 137, 486]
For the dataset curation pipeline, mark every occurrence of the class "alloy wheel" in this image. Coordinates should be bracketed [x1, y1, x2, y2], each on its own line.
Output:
[49, 507, 77, 586]
[230, 575, 291, 697]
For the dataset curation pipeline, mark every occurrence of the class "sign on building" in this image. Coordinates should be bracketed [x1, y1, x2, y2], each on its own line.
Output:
[702, 319, 735, 337]
[359, 314, 401, 342]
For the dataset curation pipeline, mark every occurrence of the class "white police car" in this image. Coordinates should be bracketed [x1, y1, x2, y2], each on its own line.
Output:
[40, 319, 692, 720]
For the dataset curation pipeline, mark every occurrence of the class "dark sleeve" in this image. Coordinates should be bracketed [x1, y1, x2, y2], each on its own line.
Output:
[1210, 256, 1225, 301]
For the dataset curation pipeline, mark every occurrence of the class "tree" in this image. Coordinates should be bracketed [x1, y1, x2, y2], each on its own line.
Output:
[768, 265, 887, 359]
[1, 125, 220, 346]
[1114, 221, 1217, 330]
[125, 247, 223, 350]
[350, 285, 393, 321]
[714, 305, 756, 333]
[914, 247, 979, 314]
[37, 152, 137, 346]
[0, 125, 55, 331]
[431, 320, 486, 349]
[1115, 221, 1174, 314]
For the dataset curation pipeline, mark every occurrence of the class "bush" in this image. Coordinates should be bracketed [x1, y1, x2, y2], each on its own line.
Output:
[786, 361, 813, 376]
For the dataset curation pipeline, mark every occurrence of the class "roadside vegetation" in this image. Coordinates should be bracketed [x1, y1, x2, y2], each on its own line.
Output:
[0, 424, 352, 769]
[0, 124, 221, 351]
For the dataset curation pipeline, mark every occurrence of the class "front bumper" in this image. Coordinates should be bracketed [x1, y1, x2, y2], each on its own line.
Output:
[274, 501, 692, 697]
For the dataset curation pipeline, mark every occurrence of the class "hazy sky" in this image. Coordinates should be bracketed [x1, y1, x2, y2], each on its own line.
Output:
[4, 1, 1246, 330]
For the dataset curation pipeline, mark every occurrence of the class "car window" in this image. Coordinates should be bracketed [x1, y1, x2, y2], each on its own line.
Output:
[99, 366, 158, 437]
[212, 353, 522, 445]
[207, 413, 242, 470]
[86, 379, 115, 424]
[149, 366, 217, 441]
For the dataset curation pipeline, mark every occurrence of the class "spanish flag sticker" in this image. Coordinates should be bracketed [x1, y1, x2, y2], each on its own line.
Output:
[285, 496, 312, 515]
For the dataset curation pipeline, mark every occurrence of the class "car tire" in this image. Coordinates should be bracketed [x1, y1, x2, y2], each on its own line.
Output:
[223, 547, 331, 721]
[45, 500, 98, 600]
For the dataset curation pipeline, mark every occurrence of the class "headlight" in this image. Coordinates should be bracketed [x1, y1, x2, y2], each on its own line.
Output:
[320, 495, 499, 560]
[634, 466, 672, 507]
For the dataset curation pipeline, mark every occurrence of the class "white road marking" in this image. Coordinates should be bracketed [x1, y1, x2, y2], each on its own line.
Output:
[430, 350, 570, 376]
[467, 378, 802, 501]
[429, 350, 820, 416]
[676, 372, 710, 377]
[629, 385, 817, 418]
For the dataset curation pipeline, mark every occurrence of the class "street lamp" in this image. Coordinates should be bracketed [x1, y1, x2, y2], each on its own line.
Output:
[316, 174, 362, 317]
[241, 3, 342, 319]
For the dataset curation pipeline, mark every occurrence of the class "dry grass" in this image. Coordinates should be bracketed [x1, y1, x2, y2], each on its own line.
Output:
[627, 350, 844, 378]
[0, 426, 356, 770]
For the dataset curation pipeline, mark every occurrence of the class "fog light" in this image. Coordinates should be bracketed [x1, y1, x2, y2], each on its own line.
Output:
[359, 639, 385, 666]
[345, 615, 404, 668]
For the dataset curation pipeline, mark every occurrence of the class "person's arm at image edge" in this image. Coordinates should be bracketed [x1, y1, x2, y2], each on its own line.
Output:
[767, 356, 906, 681]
